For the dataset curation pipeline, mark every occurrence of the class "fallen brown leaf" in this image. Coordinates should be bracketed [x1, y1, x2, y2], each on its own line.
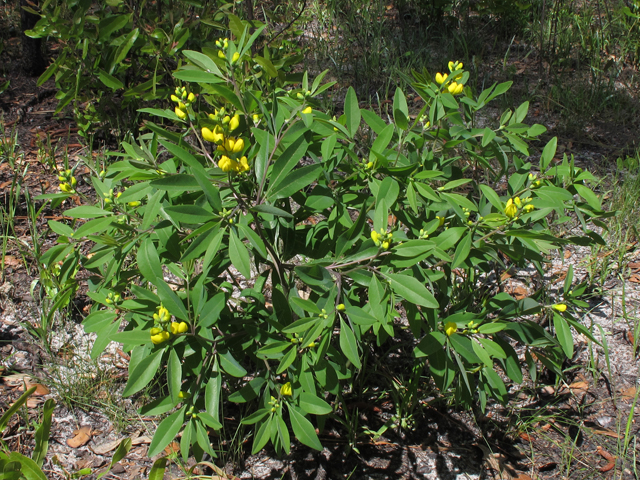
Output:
[131, 436, 152, 445]
[619, 386, 636, 402]
[506, 285, 529, 300]
[67, 426, 92, 448]
[91, 438, 124, 455]
[2, 255, 21, 267]
[559, 380, 589, 395]
[599, 461, 615, 473]
[26, 397, 43, 408]
[164, 441, 179, 455]
[626, 330, 635, 346]
[518, 432, 533, 442]
[596, 445, 615, 462]
[587, 427, 621, 439]
[564, 250, 572, 259]
[629, 274, 640, 283]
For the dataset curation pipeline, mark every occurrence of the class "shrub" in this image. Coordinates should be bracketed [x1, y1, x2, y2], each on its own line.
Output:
[41, 29, 609, 458]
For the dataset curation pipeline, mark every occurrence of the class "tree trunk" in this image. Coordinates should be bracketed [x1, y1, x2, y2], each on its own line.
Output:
[21, 0, 46, 77]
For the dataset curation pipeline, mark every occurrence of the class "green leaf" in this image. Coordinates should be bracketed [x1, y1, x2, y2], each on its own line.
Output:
[229, 229, 252, 279]
[137, 238, 162, 283]
[96, 438, 132, 479]
[167, 349, 182, 404]
[393, 87, 409, 130]
[540, 137, 557, 171]
[574, 184, 601, 210]
[173, 69, 225, 84]
[345, 306, 378, 326]
[6, 453, 46, 480]
[268, 164, 322, 200]
[251, 204, 294, 218]
[182, 50, 223, 77]
[123, 350, 164, 397]
[339, 319, 361, 369]
[65, 206, 113, 218]
[268, 136, 309, 196]
[148, 407, 186, 458]
[385, 273, 438, 309]
[98, 70, 124, 90]
[553, 313, 574, 358]
[148, 458, 167, 480]
[32, 399, 54, 467]
[0, 386, 36, 432]
[205, 367, 222, 422]
[299, 393, 332, 415]
[219, 350, 248, 378]
[288, 405, 323, 450]
[99, 14, 130, 40]
[344, 87, 360, 137]
[197, 411, 222, 430]
[164, 205, 215, 224]
[451, 231, 472, 269]
[111, 28, 139, 73]
[155, 282, 189, 321]
[252, 418, 272, 454]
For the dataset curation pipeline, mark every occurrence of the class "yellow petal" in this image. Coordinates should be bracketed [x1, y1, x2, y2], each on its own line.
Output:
[444, 322, 457, 336]
[302, 106, 312, 114]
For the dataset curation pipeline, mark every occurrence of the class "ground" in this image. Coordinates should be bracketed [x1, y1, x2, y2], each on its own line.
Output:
[1, 5, 640, 479]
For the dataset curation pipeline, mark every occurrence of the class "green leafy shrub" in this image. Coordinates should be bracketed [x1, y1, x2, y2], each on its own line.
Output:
[41, 29, 609, 458]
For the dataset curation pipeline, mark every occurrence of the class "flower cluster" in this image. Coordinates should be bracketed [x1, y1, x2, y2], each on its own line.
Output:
[149, 305, 188, 344]
[202, 108, 250, 174]
[435, 60, 465, 95]
[58, 169, 77, 194]
[216, 37, 240, 64]
[171, 86, 195, 120]
[504, 196, 534, 219]
[371, 229, 393, 250]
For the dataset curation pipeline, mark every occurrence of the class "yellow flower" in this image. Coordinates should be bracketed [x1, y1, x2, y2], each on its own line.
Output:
[302, 106, 312, 114]
[170, 321, 189, 334]
[236, 156, 250, 173]
[229, 114, 240, 131]
[280, 382, 292, 397]
[252, 114, 260, 122]
[232, 52, 240, 63]
[371, 230, 380, 245]
[218, 155, 238, 173]
[514, 196, 522, 207]
[336, 303, 346, 311]
[552, 304, 567, 312]
[218, 50, 226, 59]
[128, 201, 141, 207]
[187, 92, 195, 103]
[150, 330, 171, 344]
[202, 126, 224, 144]
[448, 61, 463, 72]
[444, 322, 457, 336]
[523, 204, 534, 213]
[59, 183, 73, 193]
[153, 306, 171, 323]
[435, 72, 448, 84]
[437, 215, 445, 227]
[447, 82, 464, 95]
[232, 137, 245, 153]
[170, 94, 180, 103]
[175, 106, 187, 120]
[504, 198, 518, 218]
[382, 241, 390, 250]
